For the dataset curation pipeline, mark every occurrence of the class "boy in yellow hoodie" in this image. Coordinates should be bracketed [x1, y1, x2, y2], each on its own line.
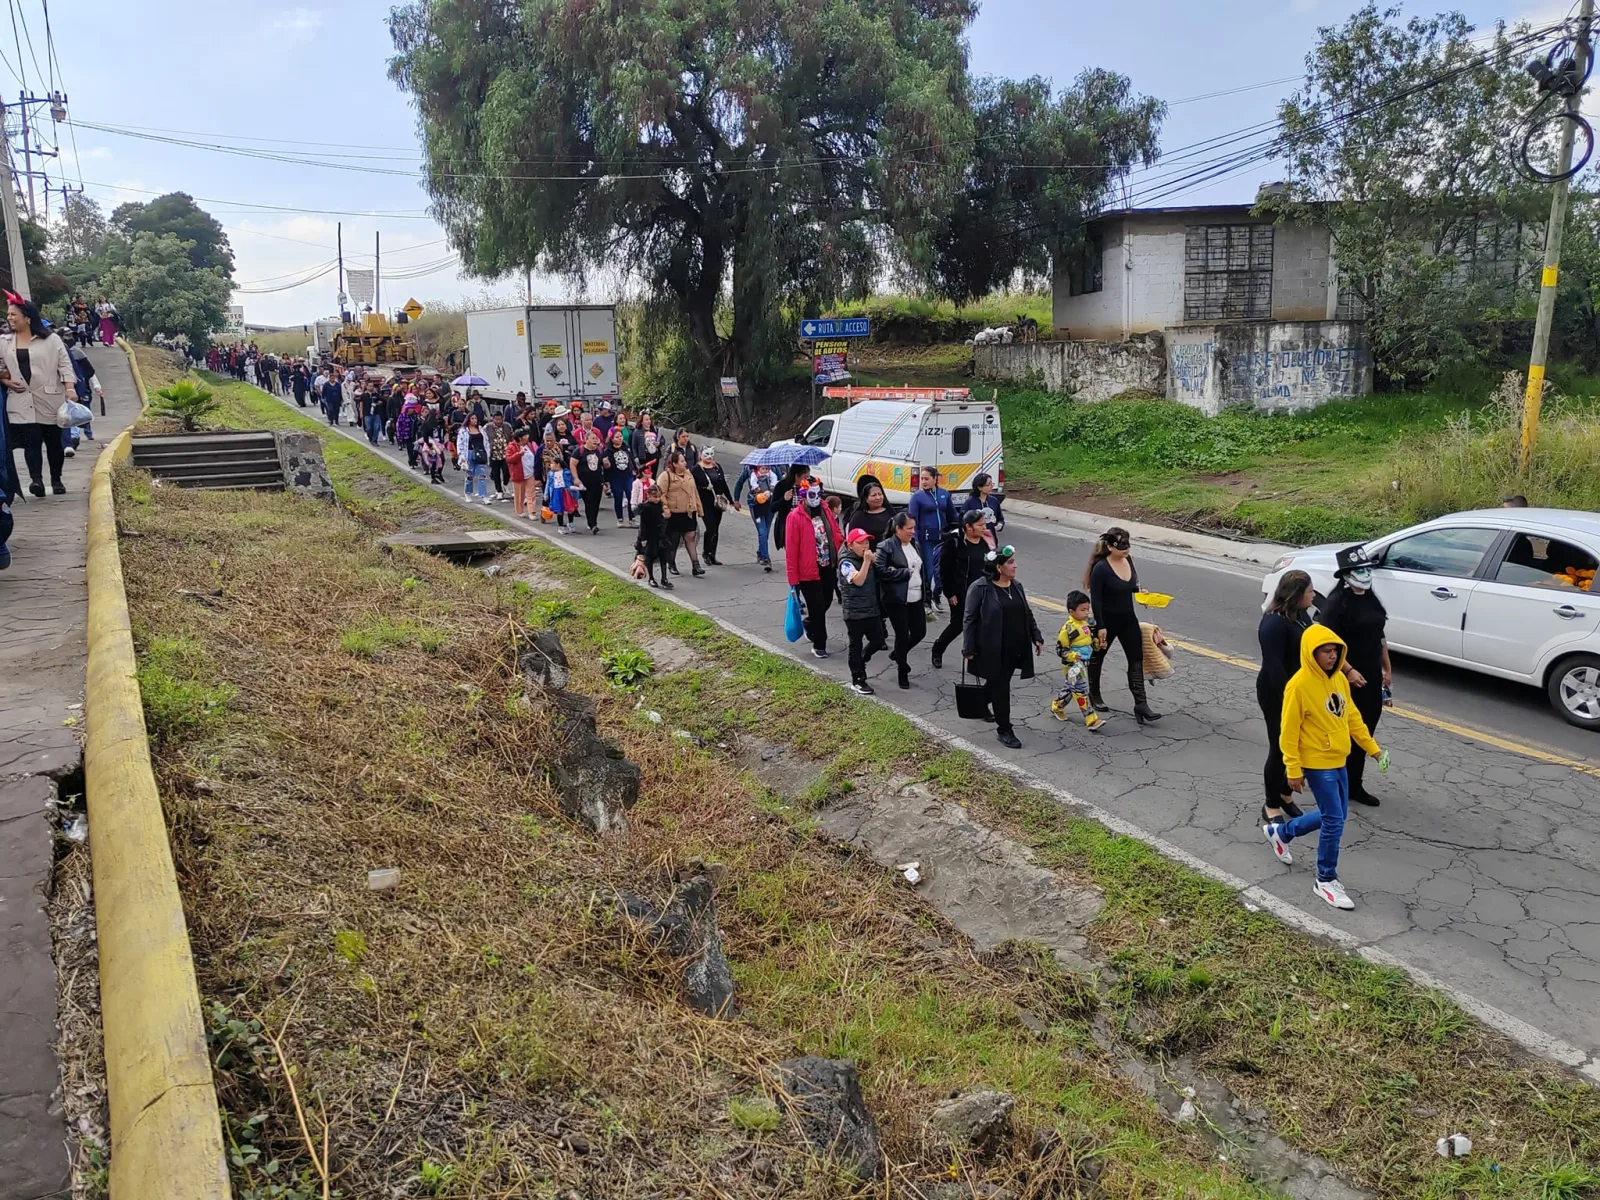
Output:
[1263, 624, 1385, 910]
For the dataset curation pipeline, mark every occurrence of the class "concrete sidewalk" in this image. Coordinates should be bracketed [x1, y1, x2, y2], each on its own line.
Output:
[0, 344, 139, 1199]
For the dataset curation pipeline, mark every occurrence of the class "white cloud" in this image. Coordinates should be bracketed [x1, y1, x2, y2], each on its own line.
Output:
[265, 7, 324, 42]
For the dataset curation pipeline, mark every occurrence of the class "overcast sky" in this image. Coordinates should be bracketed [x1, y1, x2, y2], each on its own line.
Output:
[39, 0, 1553, 327]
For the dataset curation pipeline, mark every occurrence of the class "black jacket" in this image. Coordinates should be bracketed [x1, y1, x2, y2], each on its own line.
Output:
[635, 501, 667, 554]
[941, 533, 990, 604]
[873, 538, 916, 606]
[962, 577, 1043, 681]
[838, 549, 881, 621]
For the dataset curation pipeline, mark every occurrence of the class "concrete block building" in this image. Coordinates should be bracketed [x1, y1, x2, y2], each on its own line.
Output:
[1015, 201, 1374, 415]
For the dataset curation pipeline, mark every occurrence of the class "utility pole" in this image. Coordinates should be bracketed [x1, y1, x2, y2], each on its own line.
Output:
[1521, 0, 1596, 473]
[374, 231, 380, 316]
[0, 131, 28, 297]
[18, 95, 33, 220]
[336, 221, 345, 318]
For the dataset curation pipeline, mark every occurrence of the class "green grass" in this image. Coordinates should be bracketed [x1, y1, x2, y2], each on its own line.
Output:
[725, 1094, 781, 1133]
[835, 292, 1052, 342]
[338, 615, 441, 658]
[134, 633, 237, 741]
[995, 365, 1600, 544]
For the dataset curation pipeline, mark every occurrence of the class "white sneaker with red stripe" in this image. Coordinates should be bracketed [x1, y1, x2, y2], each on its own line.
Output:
[1262, 823, 1292, 865]
[1313, 878, 1355, 909]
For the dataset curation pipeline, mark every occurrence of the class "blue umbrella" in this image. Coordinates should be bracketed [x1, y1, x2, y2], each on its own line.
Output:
[741, 444, 830, 467]
[453, 374, 489, 387]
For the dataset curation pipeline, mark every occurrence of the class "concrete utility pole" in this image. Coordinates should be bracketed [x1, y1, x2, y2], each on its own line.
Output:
[1521, 0, 1596, 473]
[0, 132, 28, 298]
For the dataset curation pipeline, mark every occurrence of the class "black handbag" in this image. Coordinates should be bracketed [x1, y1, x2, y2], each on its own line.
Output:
[955, 661, 989, 720]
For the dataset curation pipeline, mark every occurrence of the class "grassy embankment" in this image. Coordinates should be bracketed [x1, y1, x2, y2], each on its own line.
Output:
[836, 351, 1600, 546]
[110, 366, 1600, 1198]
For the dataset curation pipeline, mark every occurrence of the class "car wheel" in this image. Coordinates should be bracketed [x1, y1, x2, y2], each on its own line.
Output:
[1547, 654, 1600, 729]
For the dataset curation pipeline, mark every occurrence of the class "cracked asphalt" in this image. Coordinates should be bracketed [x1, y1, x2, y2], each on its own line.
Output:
[272, 394, 1600, 1073]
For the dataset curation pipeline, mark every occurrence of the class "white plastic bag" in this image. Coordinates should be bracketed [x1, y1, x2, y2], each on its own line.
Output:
[56, 400, 93, 428]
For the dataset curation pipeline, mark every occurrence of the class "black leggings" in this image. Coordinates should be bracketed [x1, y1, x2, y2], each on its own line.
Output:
[1088, 613, 1148, 706]
[701, 501, 724, 560]
[1346, 682, 1384, 797]
[931, 594, 964, 657]
[582, 485, 604, 530]
[986, 662, 1019, 734]
[797, 576, 835, 652]
[12, 421, 64, 487]
[1258, 680, 1290, 808]
[885, 601, 927, 669]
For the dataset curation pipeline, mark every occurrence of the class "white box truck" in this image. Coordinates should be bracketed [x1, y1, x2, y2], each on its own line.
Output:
[463, 305, 620, 405]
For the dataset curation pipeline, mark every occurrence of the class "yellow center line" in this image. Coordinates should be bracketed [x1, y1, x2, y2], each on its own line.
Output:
[1029, 594, 1600, 779]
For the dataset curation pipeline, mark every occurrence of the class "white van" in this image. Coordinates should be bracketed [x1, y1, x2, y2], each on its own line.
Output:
[782, 387, 1003, 506]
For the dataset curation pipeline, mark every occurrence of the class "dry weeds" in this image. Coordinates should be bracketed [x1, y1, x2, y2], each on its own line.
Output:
[115, 472, 1244, 1200]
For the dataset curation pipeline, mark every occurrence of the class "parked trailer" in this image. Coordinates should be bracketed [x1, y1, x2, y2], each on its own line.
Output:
[463, 305, 620, 405]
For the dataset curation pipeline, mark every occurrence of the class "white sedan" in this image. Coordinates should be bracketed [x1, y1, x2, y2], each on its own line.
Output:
[1261, 509, 1600, 729]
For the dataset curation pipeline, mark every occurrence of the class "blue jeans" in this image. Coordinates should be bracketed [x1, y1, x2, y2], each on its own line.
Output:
[918, 533, 943, 600]
[464, 463, 489, 498]
[365, 412, 383, 444]
[1278, 766, 1348, 882]
[752, 512, 772, 560]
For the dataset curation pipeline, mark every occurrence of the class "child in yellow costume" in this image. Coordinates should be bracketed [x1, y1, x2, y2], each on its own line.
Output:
[1052, 591, 1103, 730]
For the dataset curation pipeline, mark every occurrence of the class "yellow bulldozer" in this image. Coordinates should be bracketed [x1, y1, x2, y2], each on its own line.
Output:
[330, 312, 418, 371]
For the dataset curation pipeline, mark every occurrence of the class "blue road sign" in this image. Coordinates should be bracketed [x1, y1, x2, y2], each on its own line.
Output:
[799, 318, 870, 339]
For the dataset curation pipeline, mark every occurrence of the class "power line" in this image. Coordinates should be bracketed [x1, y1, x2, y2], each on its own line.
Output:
[74, 177, 435, 219]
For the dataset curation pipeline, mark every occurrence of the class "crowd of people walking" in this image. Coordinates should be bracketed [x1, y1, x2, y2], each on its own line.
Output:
[229, 357, 1396, 913]
[0, 294, 111, 571]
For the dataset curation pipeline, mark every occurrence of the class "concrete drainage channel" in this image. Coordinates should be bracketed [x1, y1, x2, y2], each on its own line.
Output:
[742, 740, 1369, 1200]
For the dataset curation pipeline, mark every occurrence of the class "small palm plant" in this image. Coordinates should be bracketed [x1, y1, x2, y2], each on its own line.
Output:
[148, 379, 221, 431]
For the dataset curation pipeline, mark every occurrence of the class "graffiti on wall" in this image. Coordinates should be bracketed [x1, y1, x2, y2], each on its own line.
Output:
[1167, 322, 1371, 414]
[1170, 341, 1214, 397]
[1232, 344, 1365, 404]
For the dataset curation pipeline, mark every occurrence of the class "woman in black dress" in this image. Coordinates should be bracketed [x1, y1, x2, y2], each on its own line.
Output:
[1318, 558, 1392, 807]
[1085, 526, 1160, 723]
[962, 544, 1044, 749]
[1257, 570, 1314, 826]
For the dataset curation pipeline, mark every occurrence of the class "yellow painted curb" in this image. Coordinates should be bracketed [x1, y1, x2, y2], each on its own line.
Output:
[86, 341, 231, 1198]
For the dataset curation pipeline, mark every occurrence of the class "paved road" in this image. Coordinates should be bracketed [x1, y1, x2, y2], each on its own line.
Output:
[268, 393, 1600, 1076]
[1, 344, 139, 1198]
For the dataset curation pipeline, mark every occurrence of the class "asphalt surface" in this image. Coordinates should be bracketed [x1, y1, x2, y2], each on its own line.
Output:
[273, 394, 1600, 1075]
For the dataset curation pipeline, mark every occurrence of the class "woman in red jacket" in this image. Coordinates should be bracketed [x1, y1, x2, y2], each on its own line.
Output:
[785, 480, 844, 658]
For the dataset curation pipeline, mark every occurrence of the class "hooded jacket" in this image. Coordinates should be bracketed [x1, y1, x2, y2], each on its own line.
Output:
[1280, 624, 1380, 778]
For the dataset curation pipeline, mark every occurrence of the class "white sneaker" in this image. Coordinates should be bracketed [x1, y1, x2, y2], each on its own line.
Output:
[1312, 878, 1354, 909]
[1263, 823, 1292, 865]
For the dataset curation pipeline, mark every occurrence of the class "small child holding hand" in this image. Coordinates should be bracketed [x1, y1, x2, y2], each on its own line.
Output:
[1051, 590, 1103, 730]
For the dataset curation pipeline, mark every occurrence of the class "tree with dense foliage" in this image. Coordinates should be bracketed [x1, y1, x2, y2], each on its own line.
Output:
[1271, 4, 1549, 384]
[390, 0, 1159, 430]
[97, 231, 231, 348]
[111, 192, 235, 278]
[924, 73, 1162, 304]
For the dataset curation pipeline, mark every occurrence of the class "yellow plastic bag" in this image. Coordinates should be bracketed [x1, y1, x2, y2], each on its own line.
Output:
[1134, 591, 1173, 608]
